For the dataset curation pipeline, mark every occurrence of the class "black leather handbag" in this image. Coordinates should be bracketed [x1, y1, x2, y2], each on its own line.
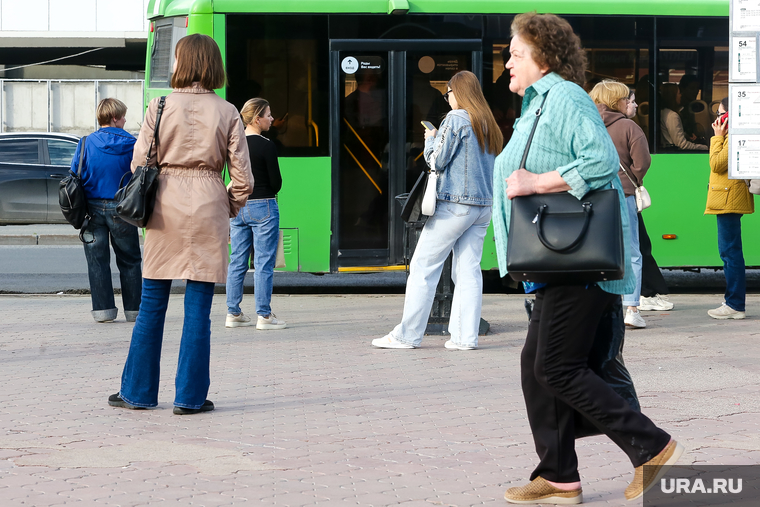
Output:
[115, 96, 166, 228]
[506, 94, 624, 284]
[400, 170, 427, 222]
[58, 136, 93, 243]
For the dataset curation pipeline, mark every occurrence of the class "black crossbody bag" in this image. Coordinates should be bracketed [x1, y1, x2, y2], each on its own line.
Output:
[506, 93, 625, 284]
[115, 96, 166, 228]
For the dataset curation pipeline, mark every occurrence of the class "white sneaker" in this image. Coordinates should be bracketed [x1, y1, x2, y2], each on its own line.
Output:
[707, 303, 745, 320]
[256, 313, 287, 330]
[639, 294, 674, 311]
[371, 334, 415, 349]
[624, 308, 647, 328]
[444, 340, 477, 350]
[226, 312, 253, 328]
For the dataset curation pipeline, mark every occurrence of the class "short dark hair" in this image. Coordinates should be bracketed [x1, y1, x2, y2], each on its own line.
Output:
[511, 12, 587, 87]
[171, 34, 226, 90]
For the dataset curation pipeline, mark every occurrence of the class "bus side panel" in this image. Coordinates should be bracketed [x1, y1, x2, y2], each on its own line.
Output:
[480, 222, 498, 271]
[213, 14, 226, 99]
[643, 153, 759, 268]
[278, 157, 331, 272]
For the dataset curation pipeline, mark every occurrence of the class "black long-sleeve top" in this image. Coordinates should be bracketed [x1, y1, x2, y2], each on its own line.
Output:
[246, 134, 282, 199]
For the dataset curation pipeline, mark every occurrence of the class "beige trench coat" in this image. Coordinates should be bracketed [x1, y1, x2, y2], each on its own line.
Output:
[132, 84, 254, 284]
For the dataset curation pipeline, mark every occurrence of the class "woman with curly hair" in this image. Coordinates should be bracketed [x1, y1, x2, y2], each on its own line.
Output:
[493, 13, 681, 504]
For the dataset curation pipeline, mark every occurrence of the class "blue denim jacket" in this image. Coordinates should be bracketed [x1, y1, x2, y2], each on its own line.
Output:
[423, 109, 495, 206]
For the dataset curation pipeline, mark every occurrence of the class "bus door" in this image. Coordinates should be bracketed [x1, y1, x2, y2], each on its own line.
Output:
[330, 40, 481, 270]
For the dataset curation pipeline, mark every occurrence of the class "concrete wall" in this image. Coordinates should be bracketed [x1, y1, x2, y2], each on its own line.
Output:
[0, 0, 149, 33]
[2, 79, 144, 136]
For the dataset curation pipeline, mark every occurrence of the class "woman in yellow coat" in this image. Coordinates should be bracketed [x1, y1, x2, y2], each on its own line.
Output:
[706, 97, 754, 319]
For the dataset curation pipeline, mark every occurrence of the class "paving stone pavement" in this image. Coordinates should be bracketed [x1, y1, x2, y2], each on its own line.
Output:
[1, 293, 759, 506]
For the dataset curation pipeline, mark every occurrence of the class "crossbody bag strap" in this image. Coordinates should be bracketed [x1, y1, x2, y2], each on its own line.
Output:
[76, 136, 87, 178]
[144, 96, 166, 166]
[519, 93, 550, 170]
[618, 162, 640, 188]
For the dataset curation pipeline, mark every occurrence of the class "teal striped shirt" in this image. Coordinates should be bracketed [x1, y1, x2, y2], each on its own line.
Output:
[492, 72, 635, 295]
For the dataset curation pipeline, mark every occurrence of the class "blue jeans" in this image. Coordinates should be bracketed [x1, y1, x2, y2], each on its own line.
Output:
[717, 213, 746, 312]
[622, 196, 642, 308]
[119, 278, 215, 409]
[390, 201, 492, 348]
[226, 199, 280, 317]
[82, 199, 142, 321]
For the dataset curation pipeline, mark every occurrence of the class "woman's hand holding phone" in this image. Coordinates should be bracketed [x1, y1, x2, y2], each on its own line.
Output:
[712, 112, 728, 137]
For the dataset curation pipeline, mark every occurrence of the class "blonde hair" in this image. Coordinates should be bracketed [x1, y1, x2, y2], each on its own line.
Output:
[240, 98, 270, 126]
[448, 71, 503, 155]
[589, 80, 630, 112]
[96, 98, 127, 126]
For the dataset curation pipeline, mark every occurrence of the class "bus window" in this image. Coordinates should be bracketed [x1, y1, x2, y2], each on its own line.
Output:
[149, 17, 187, 89]
[655, 17, 728, 152]
[226, 15, 329, 157]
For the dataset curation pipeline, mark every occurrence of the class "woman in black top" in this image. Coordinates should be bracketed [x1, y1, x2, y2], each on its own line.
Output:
[225, 98, 287, 330]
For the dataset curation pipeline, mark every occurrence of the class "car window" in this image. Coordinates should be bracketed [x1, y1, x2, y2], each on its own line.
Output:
[0, 139, 40, 164]
[48, 140, 79, 166]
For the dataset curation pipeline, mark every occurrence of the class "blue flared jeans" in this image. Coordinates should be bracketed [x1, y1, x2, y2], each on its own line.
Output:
[119, 278, 215, 409]
[717, 213, 746, 312]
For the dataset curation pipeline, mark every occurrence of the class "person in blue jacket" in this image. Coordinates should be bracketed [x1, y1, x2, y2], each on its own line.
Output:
[70, 98, 142, 323]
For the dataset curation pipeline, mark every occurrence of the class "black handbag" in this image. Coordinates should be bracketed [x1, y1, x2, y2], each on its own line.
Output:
[400, 170, 427, 222]
[58, 136, 93, 243]
[506, 94, 625, 284]
[115, 96, 166, 228]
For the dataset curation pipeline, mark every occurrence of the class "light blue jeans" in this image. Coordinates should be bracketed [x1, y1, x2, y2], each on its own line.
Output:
[622, 196, 642, 307]
[390, 201, 492, 348]
[227, 199, 280, 317]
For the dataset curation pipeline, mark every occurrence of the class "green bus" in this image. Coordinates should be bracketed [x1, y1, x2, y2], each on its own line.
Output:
[143, 0, 741, 275]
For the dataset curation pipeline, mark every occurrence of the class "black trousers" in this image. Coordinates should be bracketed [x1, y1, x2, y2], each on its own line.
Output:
[521, 284, 671, 482]
[639, 213, 670, 297]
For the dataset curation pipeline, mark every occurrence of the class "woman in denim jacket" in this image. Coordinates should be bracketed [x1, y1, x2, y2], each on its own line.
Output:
[372, 70, 502, 350]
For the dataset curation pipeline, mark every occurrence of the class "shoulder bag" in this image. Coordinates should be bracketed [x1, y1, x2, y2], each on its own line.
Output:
[506, 93, 625, 284]
[748, 180, 760, 195]
[619, 162, 651, 212]
[58, 136, 93, 243]
[115, 96, 166, 228]
[421, 123, 448, 216]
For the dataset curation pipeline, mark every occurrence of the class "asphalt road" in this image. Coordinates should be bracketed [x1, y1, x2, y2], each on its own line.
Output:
[1, 244, 758, 295]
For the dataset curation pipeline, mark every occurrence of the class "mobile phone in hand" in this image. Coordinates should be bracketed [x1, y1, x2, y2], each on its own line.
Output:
[421, 120, 435, 130]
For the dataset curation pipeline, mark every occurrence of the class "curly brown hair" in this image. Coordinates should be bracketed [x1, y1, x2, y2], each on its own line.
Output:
[511, 12, 587, 87]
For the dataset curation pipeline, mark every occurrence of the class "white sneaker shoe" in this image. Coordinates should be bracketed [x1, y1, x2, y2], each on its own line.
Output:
[256, 313, 287, 330]
[226, 312, 253, 328]
[639, 294, 674, 311]
[444, 340, 477, 350]
[624, 308, 647, 328]
[371, 334, 415, 349]
[707, 303, 745, 320]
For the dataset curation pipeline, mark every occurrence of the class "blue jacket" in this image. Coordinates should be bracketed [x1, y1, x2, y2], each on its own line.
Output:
[70, 127, 137, 200]
[423, 109, 495, 206]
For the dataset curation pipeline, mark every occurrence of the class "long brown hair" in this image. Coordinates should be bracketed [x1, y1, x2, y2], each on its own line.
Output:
[240, 98, 270, 126]
[448, 71, 502, 155]
[171, 34, 226, 90]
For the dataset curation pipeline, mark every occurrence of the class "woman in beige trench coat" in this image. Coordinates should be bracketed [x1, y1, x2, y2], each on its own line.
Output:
[109, 34, 254, 415]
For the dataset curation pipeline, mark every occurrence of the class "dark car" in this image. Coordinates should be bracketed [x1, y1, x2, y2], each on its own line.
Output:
[0, 132, 80, 225]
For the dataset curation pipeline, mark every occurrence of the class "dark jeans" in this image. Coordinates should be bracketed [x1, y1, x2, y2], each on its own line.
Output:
[717, 214, 746, 312]
[638, 213, 670, 298]
[82, 199, 142, 320]
[119, 278, 215, 409]
[522, 284, 670, 482]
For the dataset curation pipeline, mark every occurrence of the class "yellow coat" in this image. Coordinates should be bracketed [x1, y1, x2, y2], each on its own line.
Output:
[705, 136, 754, 215]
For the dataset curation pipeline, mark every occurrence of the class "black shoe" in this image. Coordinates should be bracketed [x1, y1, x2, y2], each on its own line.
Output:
[108, 393, 145, 410]
[173, 399, 214, 415]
